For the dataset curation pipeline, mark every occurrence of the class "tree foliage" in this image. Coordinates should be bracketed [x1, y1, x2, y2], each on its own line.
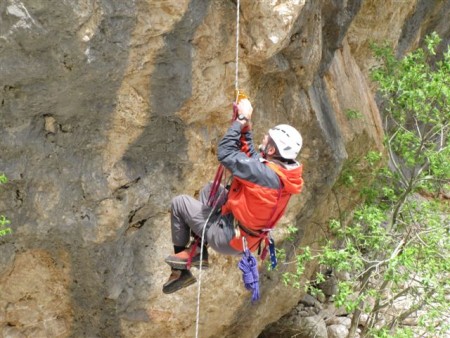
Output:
[0, 173, 12, 237]
[282, 33, 449, 337]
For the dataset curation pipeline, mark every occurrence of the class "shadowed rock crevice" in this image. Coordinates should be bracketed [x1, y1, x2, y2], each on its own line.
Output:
[123, 0, 210, 178]
[319, 0, 363, 75]
[398, 0, 450, 57]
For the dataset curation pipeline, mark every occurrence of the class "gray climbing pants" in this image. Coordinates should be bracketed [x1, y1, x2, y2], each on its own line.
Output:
[170, 183, 240, 255]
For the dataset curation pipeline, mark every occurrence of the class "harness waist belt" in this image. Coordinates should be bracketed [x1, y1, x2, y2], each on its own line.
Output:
[238, 223, 263, 238]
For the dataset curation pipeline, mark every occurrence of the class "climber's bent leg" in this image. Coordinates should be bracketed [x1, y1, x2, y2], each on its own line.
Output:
[170, 194, 213, 247]
[167, 194, 214, 270]
[199, 182, 228, 206]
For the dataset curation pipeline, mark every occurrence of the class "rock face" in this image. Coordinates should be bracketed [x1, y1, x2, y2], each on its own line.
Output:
[0, 0, 449, 337]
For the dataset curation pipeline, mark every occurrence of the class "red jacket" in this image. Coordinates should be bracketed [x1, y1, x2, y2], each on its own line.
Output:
[218, 122, 304, 252]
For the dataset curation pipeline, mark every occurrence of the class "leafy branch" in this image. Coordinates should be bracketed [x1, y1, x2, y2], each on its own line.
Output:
[0, 173, 12, 237]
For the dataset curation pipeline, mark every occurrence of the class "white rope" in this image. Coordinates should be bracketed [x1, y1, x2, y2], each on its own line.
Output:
[194, 207, 216, 338]
[235, 0, 240, 100]
[194, 181, 230, 338]
[194, 177, 231, 338]
[195, 1, 240, 336]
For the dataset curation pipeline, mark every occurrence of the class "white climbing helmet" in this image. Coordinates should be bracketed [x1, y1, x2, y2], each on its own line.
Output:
[268, 124, 302, 160]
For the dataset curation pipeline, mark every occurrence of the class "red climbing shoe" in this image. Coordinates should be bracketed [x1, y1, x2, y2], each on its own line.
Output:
[164, 247, 209, 270]
[162, 269, 196, 294]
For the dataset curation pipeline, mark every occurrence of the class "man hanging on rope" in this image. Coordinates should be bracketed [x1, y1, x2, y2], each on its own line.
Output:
[163, 98, 304, 294]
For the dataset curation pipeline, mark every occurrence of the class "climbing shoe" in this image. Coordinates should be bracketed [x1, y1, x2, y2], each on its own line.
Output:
[164, 248, 209, 270]
[162, 269, 196, 294]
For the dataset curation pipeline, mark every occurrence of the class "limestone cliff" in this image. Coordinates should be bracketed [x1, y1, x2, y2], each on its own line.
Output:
[0, 1, 449, 337]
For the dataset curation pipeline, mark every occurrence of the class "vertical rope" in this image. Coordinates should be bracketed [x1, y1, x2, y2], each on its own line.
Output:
[195, 1, 240, 337]
[194, 180, 229, 338]
[235, 0, 240, 101]
[194, 208, 215, 338]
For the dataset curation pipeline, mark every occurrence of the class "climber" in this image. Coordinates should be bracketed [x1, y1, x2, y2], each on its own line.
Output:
[163, 98, 304, 294]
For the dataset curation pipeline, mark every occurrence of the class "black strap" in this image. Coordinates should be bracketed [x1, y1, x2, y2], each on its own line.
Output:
[238, 222, 262, 238]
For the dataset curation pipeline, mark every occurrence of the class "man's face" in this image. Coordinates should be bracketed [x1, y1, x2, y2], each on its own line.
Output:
[260, 133, 276, 157]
